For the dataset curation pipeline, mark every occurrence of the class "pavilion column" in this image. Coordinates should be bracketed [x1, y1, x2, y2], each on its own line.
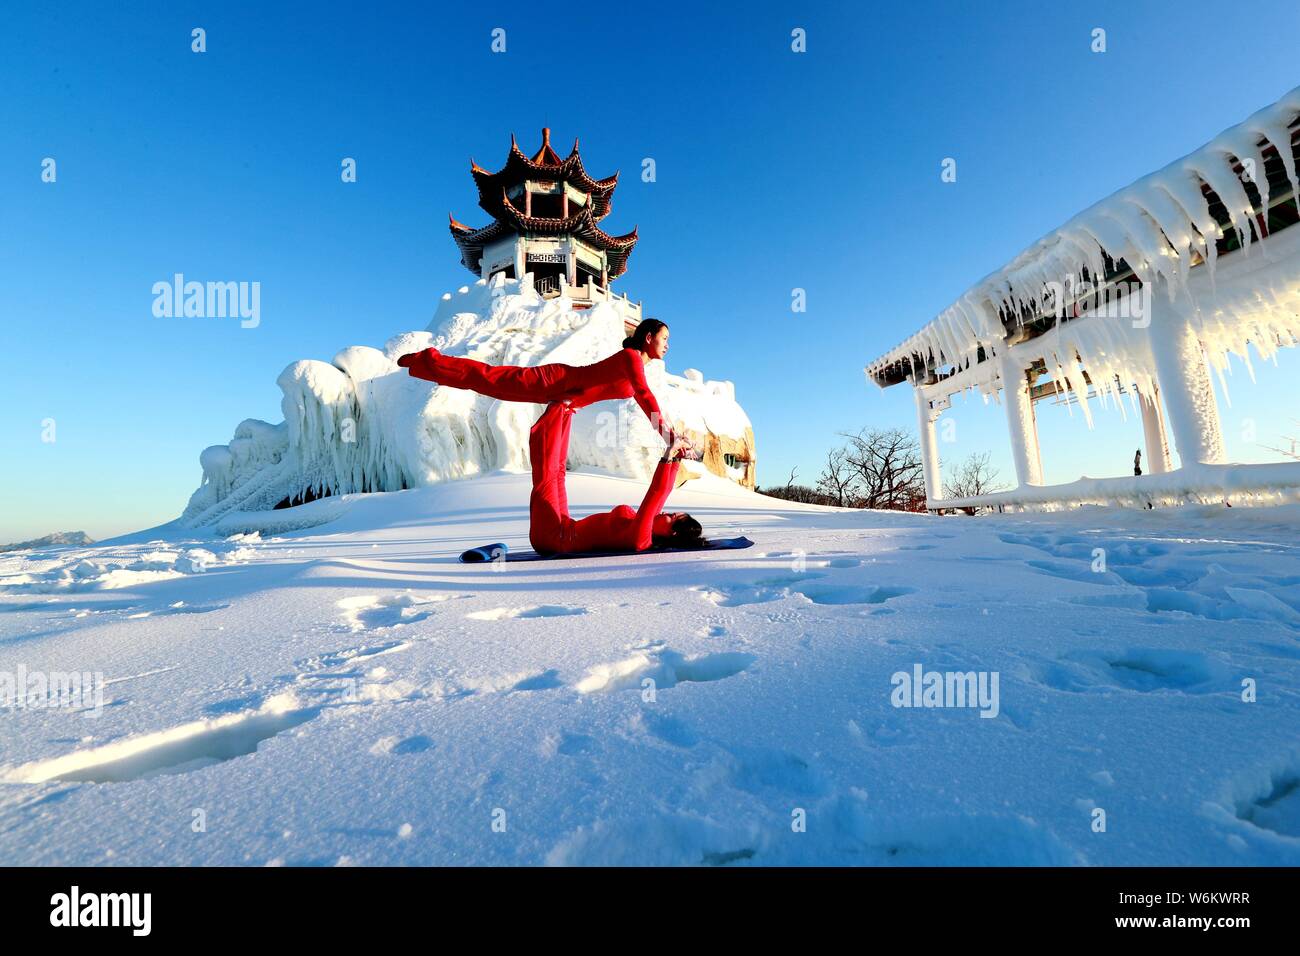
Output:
[1138, 387, 1172, 474]
[913, 383, 942, 506]
[1148, 299, 1226, 467]
[513, 239, 526, 282]
[997, 349, 1044, 487]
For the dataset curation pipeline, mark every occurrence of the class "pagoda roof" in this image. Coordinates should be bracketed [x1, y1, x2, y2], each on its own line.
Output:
[449, 204, 639, 280]
[450, 129, 638, 280]
[469, 128, 620, 222]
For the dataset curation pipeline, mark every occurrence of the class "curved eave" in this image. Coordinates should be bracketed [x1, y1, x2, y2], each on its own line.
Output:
[496, 194, 637, 249]
[447, 213, 637, 280]
[471, 143, 619, 211]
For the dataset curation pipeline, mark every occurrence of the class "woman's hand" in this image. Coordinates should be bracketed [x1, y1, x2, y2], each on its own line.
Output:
[662, 433, 696, 462]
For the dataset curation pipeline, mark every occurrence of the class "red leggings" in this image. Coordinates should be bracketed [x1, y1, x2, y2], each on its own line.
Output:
[403, 348, 670, 553]
[401, 347, 672, 444]
[528, 402, 577, 554]
[416, 350, 581, 405]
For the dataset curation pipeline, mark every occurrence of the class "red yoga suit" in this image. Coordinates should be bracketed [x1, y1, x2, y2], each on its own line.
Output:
[399, 346, 675, 445]
[528, 401, 680, 554]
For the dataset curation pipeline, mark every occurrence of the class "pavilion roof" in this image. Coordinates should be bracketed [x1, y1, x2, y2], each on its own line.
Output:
[469, 128, 620, 222]
[451, 129, 638, 279]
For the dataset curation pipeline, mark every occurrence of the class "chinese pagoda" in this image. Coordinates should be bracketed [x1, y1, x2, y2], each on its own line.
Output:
[449, 129, 640, 307]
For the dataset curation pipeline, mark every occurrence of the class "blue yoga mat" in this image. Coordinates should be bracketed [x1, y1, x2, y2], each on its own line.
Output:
[459, 535, 754, 563]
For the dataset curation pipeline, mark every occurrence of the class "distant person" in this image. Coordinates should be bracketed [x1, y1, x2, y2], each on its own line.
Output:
[1134, 449, 1143, 477]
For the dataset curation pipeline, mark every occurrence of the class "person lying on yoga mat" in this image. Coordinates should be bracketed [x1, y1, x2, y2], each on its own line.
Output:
[397, 316, 703, 553]
[527, 400, 705, 555]
[397, 318, 684, 449]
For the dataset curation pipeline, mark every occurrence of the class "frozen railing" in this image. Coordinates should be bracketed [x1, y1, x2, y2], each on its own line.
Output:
[564, 278, 642, 320]
[429, 273, 643, 328]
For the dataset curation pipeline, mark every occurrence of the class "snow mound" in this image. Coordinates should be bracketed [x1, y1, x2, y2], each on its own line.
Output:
[181, 274, 753, 531]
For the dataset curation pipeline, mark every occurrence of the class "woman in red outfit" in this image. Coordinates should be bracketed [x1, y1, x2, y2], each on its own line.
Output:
[527, 399, 703, 555]
[398, 319, 678, 446]
[398, 319, 706, 554]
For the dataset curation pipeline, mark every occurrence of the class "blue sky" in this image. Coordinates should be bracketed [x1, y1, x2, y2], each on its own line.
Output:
[2, 0, 1299, 540]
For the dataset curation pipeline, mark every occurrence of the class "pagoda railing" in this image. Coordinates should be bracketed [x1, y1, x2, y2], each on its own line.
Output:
[525, 272, 642, 321]
[566, 280, 642, 321]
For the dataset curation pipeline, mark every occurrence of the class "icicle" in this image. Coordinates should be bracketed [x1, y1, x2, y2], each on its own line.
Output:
[1225, 129, 1270, 236]
[1189, 151, 1257, 254]
[1257, 122, 1300, 218]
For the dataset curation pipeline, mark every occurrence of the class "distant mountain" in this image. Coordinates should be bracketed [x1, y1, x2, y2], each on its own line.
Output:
[0, 531, 95, 553]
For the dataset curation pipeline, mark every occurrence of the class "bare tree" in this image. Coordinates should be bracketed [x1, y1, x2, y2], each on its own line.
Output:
[758, 483, 837, 505]
[1259, 419, 1300, 461]
[838, 427, 926, 511]
[756, 465, 837, 505]
[816, 446, 860, 507]
[943, 452, 1008, 514]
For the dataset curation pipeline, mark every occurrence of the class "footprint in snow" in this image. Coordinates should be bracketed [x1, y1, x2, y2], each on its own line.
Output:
[834, 807, 1082, 865]
[692, 573, 822, 608]
[1232, 764, 1300, 839]
[540, 732, 596, 757]
[724, 745, 829, 797]
[466, 604, 589, 621]
[337, 593, 446, 631]
[1024, 559, 1122, 585]
[370, 735, 433, 756]
[296, 639, 411, 673]
[692, 583, 784, 608]
[630, 710, 700, 748]
[576, 649, 755, 694]
[125, 601, 231, 619]
[790, 582, 915, 606]
[4, 692, 318, 785]
[512, 669, 564, 691]
[1024, 647, 1227, 695]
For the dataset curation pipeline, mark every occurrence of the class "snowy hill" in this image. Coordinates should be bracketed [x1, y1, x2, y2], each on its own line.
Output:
[0, 531, 94, 554]
[2, 472, 1299, 866]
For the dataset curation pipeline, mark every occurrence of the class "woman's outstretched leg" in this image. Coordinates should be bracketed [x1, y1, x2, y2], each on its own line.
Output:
[528, 402, 575, 554]
[399, 348, 574, 405]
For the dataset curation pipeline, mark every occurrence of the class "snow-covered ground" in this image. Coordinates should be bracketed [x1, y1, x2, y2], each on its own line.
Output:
[1, 471, 1298, 866]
